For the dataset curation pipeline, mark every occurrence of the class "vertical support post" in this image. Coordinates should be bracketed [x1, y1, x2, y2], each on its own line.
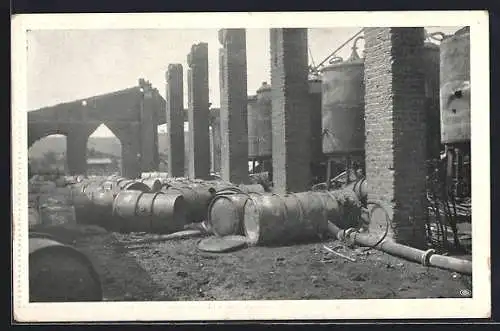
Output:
[138, 78, 159, 173]
[66, 129, 89, 175]
[187, 43, 211, 179]
[363, 27, 428, 248]
[270, 28, 311, 194]
[219, 29, 249, 184]
[166, 64, 185, 177]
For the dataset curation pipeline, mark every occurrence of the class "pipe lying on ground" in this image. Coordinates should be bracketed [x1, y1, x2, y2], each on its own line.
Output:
[327, 221, 472, 275]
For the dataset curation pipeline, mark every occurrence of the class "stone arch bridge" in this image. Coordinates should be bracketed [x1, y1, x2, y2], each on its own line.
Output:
[28, 79, 166, 178]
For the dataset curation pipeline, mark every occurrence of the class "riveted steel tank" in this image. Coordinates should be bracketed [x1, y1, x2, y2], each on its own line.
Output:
[320, 54, 365, 155]
[256, 82, 272, 158]
[423, 42, 442, 160]
[439, 27, 470, 144]
[247, 95, 259, 158]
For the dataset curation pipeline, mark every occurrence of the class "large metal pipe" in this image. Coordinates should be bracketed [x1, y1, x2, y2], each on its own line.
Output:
[327, 222, 472, 275]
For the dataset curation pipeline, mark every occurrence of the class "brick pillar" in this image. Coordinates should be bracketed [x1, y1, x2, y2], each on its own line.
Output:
[363, 27, 428, 248]
[166, 64, 185, 177]
[270, 28, 311, 194]
[186, 43, 210, 179]
[138, 78, 159, 173]
[309, 79, 323, 164]
[219, 29, 249, 184]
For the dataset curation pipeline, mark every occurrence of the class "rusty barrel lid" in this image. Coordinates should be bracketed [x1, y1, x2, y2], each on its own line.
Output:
[197, 235, 248, 253]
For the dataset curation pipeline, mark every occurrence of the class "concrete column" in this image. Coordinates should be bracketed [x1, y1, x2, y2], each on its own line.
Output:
[209, 108, 221, 173]
[218, 29, 249, 184]
[166, 64, 185, 177]
[270, 28, 311, 194]
[119, 123, 141, 179]
[186, 43, 211, 179]
[66, 129, 89, 175]
[138, 78, 159, 173]
[363, 27, 428, 248]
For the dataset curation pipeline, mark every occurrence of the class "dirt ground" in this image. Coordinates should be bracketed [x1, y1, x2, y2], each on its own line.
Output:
[28, 182, 473, 302]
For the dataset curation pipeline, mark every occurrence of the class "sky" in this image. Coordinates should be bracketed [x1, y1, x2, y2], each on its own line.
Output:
[26, 27, 462, 137]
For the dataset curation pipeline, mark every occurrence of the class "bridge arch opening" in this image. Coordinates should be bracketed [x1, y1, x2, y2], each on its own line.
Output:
[28, 134, 68, 176]
[86, 124, 122, 177]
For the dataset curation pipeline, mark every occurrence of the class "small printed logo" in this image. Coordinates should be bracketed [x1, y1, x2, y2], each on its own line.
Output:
[459, 289, 472, 297]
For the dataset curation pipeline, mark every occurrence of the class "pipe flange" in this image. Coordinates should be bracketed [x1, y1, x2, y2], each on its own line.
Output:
[421, 249, 436, 267]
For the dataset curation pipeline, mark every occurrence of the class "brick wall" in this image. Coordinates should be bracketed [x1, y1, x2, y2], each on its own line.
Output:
[218, 29, 249, 184]
[270, 28, 311, 194]
[186, 43, 211, 179]
[166, 64, 185, 177]
[364, 27, 428, 248]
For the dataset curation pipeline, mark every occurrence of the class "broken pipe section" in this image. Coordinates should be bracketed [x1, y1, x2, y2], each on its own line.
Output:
[327, 221, 472, 275]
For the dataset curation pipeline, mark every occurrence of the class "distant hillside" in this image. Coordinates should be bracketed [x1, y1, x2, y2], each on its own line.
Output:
[29, 132, 170, 159]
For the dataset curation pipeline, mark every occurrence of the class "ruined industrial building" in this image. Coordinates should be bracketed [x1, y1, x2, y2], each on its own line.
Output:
[26, 27, 472, 303]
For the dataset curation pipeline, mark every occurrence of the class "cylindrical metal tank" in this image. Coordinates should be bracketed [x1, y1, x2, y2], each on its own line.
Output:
[440, 27, 471, 144]
[309, 79, 323, 163]
[423, 42, 442, 160]
[256, 82, 272, 158]
[320, 54, 365, 155]
[247, 95, 259, 158]
[29, 237, 103, 302]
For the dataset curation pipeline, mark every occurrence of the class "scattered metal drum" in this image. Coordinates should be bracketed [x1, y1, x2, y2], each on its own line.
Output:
[321, 189, 363, 229]
[38, 204, 76, 226]
[115, 179, 151, 192]
[243, 192, 330, 246]
[320, 51, 365, 155]
[112, 190, 188, 234]
[141, 172, 169, 179]
[208, 193, 251, 236]
[29, 237, 103, 302]
[237, 183, 265, 194]
[439, 26, 471, 144]
[139, 178, 163, 192]
[256, 82, 272, 158]
[247, 95, 259, 159]
[164, 184, 214, 223]
[71, 179, 149, 227]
